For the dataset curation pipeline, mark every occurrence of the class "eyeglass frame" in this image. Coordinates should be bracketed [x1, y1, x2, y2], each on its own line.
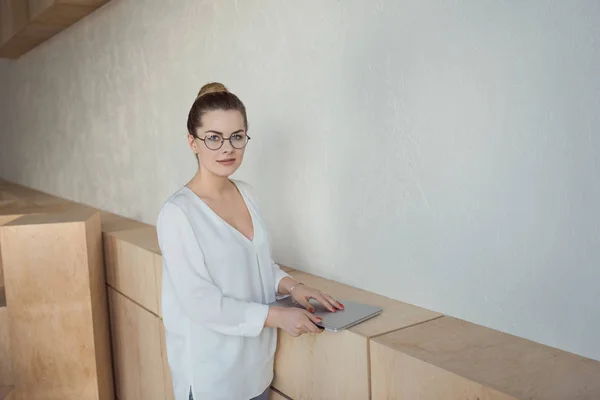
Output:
[193, 130, 251, 151]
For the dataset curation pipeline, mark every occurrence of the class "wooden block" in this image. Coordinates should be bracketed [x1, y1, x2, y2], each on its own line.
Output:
[0, 386, 14, 400]
[273, 270, 442, 400]
[0, 210, 114, 400]
[0, 0, 109, 58]
[0, 201, 80, 296]
[370, 316, 600, 400]
[108, 287, 167, 400]
[276, 329, 368, 399]
[278, 264, 295, 273]
[104, 226, 162, 316]
[0, 0, 29, 46]
[98, 211, 149, 234]
[0, 298, 12, 387]
[286, 271, 442, 338]
[159, 321, 174, 400]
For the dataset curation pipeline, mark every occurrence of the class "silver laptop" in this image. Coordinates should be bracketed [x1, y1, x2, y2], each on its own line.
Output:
[269, 296, 382, 332]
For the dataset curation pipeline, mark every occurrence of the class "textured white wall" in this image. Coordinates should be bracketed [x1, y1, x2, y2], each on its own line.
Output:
[0, 0, 599, 360]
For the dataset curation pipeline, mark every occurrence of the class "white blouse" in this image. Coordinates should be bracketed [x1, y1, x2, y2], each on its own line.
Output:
[156, 180, 290, 400]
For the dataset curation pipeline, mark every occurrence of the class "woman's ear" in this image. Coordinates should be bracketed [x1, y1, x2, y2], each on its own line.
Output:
[187, 133, 198, 154]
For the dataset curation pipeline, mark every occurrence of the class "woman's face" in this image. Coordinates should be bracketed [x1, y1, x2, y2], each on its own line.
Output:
[189, 109, 249, 178]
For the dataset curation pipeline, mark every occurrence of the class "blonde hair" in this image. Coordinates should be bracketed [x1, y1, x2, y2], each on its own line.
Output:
[196, 82, 229, 98]
[187, 82, 248, 135]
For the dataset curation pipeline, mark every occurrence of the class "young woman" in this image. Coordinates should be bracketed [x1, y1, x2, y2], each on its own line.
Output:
[157, 82, 344, 400]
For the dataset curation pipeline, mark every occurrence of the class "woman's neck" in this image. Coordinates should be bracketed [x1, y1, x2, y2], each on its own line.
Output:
[187, 168, 231, 198]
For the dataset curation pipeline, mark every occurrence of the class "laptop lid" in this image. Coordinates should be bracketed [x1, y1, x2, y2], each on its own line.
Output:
[270, 296, 382, 332]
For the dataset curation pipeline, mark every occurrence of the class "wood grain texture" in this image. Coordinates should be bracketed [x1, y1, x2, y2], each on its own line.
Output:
[159, 320, 174, 400]
[104, 226, 162, 316]
[0, 210, 114, 399]
[278, 264, 295, 273]
[370, 340, 517, 400]
[371, 316, 600, 400]
[108, 287, 167, 400]
[288, 271, 442, 338]
[0, 0, 110, 58]
[0, 0, 28, 45]
[273, 270, 443, 400]
[0, 305, 12, 387]
[274, 329, 368, 400]
[98, 211, 149, 234]
[0, 386, 14, 400]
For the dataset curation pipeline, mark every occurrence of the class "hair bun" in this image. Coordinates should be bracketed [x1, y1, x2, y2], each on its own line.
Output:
[197, 82, 229, 99]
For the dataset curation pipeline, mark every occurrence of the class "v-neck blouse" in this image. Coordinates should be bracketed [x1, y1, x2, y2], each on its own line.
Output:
[156, 180, 290, 400]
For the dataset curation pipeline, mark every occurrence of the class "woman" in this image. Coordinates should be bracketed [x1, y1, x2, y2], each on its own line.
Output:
[156, 82, 343, 400]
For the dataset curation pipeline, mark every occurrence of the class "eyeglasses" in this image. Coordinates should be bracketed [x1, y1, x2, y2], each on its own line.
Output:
[197, 132, 251, 150]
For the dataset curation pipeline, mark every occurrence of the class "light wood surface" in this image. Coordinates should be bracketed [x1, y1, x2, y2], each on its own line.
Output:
[288, 271, 442, 338]
[274, 329, 368, 400]
[98, 211, 149, 234]
[0, 0, 110, 58]
[278, 264, 295, 273]
[269, 388, 292, 400]
[371, 316, 600, 400]
[0, 0, 28, 47]
[273, 271, 442, 400]
[0, 303, 12, 387]
[108, 287, 167, 400]
[0, 210, 114, 399]
[370, 341, 517, 400]
[159, 320, 174, 400]
[0, 386, 13, 400]
[104, 226, 162, 316]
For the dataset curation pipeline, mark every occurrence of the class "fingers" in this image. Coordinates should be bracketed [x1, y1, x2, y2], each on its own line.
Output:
[295, 297, 315, 313]
[303, 309, 323, 325]
[302, 310, 324, 333]
[323, 293, 344, 310]
[313, 293, 337, 312]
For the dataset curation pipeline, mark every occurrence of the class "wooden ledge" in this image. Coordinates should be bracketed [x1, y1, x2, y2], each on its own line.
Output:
[288, 270, 442, 338]
[0, 386, 13, 400]
[273, 270, 442, 399]
[371, 316, 600, 400]
[104, 226, 162, 316]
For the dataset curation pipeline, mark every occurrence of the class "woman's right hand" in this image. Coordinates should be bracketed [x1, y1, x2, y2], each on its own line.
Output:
[266, 306, 323, 337]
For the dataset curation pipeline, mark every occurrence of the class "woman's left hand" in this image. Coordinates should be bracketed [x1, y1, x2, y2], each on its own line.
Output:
[290, 284, 344, 313]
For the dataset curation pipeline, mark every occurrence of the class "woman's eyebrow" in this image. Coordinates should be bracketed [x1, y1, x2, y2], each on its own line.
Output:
[205, 129, 245, 135]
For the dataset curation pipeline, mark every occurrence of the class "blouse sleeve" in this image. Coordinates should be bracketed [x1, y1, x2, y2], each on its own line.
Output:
[157, 202, 269, 337]
[272, 262, 291, 299]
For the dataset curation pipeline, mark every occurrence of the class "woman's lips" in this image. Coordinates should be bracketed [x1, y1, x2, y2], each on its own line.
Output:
[217, 158, 236, 166]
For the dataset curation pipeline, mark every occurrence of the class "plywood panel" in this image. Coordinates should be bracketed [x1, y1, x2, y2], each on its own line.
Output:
[104, 227, 162, 316]
[159, 321, 174, 400]
[370, 340, 517, 400]
[274, 329, 368, 400]
[269, 388, 291, 400]
[0, 200, 82, 287]
[0, 386, 14, 400]
[0, 0, 28, 45]
[278, 264, 295, 273]
[0, 210, 113, 400]
[98, 211, 149, 234]
[1, 0, 110, 58]
[371, 317, 600, 400]
[288, 271, 442, 337]
[0, 304, 12, 387]
[108, 287, 166, 400]
[273, 270, 442, 400]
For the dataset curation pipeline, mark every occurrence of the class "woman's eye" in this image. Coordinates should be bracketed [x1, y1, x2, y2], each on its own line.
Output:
[207, 135, 221, 141]
[232, 134, 243, 140]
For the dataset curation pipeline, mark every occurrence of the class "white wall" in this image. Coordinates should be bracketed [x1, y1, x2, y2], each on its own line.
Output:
[1, 0, 599, 360]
